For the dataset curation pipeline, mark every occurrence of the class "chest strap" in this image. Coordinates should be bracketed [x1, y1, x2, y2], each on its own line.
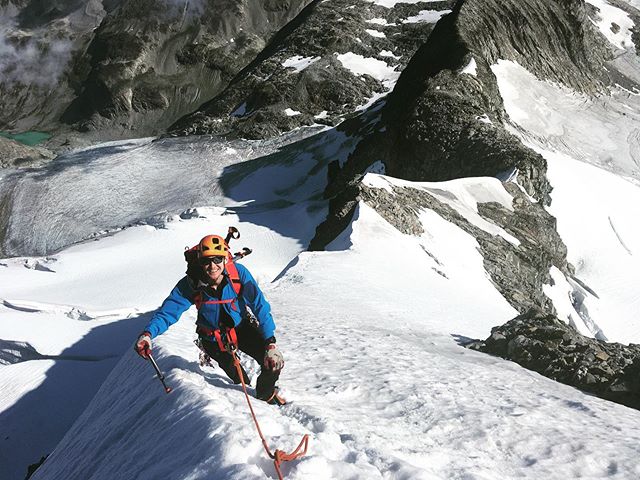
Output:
[193, 292, 238, 311]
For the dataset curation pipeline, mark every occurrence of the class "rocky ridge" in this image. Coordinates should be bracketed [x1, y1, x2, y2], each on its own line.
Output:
[311, 0, 624, 318]
[468, 311, 640, 411]
[169, 0, 455, 139]
[324, 0, 615, 209]
[328, 177, 571, 317]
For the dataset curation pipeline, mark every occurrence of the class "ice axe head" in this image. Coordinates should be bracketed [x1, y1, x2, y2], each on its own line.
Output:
[226, 226, 240, 243]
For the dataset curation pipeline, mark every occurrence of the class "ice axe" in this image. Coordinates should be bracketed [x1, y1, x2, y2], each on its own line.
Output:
[148, 353, 172, 394]
[225, 226, 252, 260]
[233, 247, 252, 260]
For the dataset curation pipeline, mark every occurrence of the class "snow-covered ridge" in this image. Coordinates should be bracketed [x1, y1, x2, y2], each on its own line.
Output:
[4, 142, 640, 477]
[4, 193, 640, 479]
[362, 173, 520, 245]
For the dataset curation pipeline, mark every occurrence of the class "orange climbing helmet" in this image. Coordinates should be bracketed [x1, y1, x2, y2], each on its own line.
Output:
[198, 234, 229, 258]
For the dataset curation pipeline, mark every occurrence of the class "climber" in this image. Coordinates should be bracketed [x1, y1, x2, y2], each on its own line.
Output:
[134, 233, 285, 405]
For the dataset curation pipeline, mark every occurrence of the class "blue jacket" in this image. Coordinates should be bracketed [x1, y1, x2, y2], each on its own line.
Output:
[145, 263, 276, 341]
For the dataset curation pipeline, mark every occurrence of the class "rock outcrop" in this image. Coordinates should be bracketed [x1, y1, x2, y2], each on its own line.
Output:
[313, 176, 570, 315]
[0, 137, 54, 169]
[311, 0, 620, 316]
[468, 310, 640, 410]
[169, 0, 455, 139]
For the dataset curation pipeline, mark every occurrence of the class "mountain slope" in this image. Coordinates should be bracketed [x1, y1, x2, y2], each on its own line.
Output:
[3, 0, 640, 478]
[169, 0, 453, 139]
[0, 0, 313, 145]
[1, 197, 637, 480]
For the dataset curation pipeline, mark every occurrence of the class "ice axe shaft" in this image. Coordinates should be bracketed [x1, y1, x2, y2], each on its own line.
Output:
[148, 353, 172, 394]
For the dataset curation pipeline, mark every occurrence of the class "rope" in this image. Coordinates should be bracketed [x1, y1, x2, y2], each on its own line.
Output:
[230, 346, 309, 479]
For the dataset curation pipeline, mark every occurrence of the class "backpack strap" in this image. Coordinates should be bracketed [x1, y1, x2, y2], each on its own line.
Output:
[224, 253, 243, 296]
[193, 291, 238, 311]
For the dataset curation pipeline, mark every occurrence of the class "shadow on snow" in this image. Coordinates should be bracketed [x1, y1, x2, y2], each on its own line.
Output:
[0, 311, 152, 480]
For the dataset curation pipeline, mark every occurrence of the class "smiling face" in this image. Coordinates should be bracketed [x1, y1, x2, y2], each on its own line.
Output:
[200, 255, 226, 285]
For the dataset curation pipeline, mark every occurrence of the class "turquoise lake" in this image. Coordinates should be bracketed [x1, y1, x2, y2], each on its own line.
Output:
[0, 131, 51, 146]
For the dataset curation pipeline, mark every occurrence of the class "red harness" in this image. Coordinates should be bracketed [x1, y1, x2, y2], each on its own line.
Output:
[196, 325, 238, 352]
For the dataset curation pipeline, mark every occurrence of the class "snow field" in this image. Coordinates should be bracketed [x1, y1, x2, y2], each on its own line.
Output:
[365, 0, 444, 8]
[492, 59, 640, 343]
[492, 60, 640, 181]
[282, 55, 321, 72]
[544, 150, 640, 342]
[26, 200, 640, 479]
[335, 52, 400, 89]
[584, 0, 635, 51]
[402, 9, 451, 24]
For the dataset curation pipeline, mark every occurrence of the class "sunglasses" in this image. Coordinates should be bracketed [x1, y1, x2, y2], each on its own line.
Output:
[200, 256, 225, 266]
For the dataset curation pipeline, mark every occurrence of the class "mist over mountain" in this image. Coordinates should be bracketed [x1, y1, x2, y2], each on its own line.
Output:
[2, 0, 640, 479]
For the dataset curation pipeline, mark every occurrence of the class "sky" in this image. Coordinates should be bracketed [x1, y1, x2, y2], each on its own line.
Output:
[3, 0, 640, 479]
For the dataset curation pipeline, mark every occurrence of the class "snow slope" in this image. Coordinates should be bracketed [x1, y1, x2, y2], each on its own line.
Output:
[0, 198, 637, 480]
[3, 158, 640, 478]
[4, 6, 640, 473]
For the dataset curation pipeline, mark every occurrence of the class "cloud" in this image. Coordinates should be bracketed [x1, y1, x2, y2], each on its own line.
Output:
[0, 19, 74, 88]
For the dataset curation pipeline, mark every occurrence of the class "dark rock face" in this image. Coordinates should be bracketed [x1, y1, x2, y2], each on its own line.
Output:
[169, 0, 455, 139]
[458, 0, 611, 93]
[469, 311, 640, 410]
[58, 0, 312, 138]
[25, 454, 48, 480]
[0, 0, 106, 133]
[380, 0, 612, 205]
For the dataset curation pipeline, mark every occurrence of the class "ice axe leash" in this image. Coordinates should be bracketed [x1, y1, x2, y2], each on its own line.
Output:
[220, 330, 309, 479]
[148, 353, 172, 394]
